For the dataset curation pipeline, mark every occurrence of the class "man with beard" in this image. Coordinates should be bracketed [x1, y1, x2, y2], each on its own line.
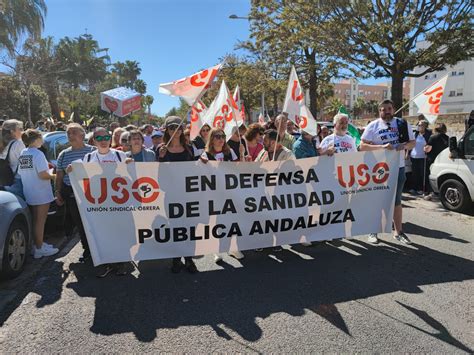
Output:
[360, 100, 415, 245]
[256, 129, 295, 162]
[319, 113, 357, 155]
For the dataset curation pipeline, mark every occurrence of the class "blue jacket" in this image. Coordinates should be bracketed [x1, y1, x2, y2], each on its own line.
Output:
[293, 136, 318, 159]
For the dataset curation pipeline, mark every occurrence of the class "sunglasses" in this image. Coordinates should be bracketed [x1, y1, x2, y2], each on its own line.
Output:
[94, 135, 111, 141]
[167, 125, 182, 131]
[214, 134, 226, 140]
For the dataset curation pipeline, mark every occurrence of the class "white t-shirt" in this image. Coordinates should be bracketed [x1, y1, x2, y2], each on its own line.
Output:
[83, 149, 127, 163]
[18, 147, 54, 205]
[201, 149, 238, 161]
[361, 117, 415, 167]
[410, 134, 427, 159]
[0, 139, 26, 177]
[320, 133, 357, 154]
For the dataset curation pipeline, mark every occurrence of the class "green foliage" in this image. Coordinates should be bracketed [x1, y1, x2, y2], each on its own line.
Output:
[0, 0, 47, 54]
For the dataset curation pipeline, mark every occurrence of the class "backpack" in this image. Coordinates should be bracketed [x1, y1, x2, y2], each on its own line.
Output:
[0, 141, 16, 186]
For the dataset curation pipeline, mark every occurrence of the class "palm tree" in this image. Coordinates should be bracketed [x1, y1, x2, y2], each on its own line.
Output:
[0, 0, 47, 54]
[111, 60, 141, 88]
[325, 97, 343, 117]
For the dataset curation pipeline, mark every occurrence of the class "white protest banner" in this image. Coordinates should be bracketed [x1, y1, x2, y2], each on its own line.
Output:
[413, 75, 448, 124]
[233, 85, 246, 123]
[283, 66, 318, 136]
[100, 87, 141, 117]
[159, 64, 222, 105]
[201, 80, 241, 140]
[70, 150, 398, 266]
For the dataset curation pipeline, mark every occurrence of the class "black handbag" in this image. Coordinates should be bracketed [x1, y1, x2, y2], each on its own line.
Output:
[397, 118, 410, 143]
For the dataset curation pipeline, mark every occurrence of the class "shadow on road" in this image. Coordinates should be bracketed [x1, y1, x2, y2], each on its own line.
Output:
[55, 239, 474, 351]
[404, 222, 470, 244]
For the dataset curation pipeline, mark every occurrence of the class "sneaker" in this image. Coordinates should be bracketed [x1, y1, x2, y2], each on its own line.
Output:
[229, 250, 244, 260]
[394, 232, 412, 245]
[417, 190, 424, 195]
[185, 259, 198, 274]
[409, 189, 417, 195]
[171, 258, 183, 273]
[423, 193, 433, 201]
[301, 242, 312, 246]
[96, 264, 115, 278]
[367, 233, 379, 244]
[255, 248, 264, 252]
[115, 263, 128, 276]
[33, 245, 59, 259]
[273, 246, 282, 252]
[214, 254, 223, 263]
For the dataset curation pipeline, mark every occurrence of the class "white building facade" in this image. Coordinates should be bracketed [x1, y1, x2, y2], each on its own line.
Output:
[410, 40, 474, 115]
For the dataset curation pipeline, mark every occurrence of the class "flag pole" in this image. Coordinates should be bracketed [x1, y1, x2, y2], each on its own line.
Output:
[393, 74, 449, 116]
[272, 116, 283, 161]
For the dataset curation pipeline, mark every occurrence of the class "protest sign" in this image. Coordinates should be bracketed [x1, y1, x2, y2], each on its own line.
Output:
[70, 150, 398, 266]
[100, 87, 142, 117]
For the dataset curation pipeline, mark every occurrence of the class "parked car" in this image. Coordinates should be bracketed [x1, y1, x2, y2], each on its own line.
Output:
[429, 126, 474, 213]
[0, 191, 32, 279]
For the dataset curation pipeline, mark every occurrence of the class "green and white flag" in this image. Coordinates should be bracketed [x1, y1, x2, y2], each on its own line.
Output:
[338, 106, 361, 147]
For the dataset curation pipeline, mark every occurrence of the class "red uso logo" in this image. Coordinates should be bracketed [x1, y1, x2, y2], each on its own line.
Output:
[337, 162, 389, 188]
[424, 86, 443, 114]
[299, 116, 308, 129]
[190, 68, 219, 89]
[83, 177, 160, 204]
[291, 80, 304, 101]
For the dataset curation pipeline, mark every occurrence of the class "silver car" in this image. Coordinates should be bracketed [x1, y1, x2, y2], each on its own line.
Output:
[0, 191, 32, 279]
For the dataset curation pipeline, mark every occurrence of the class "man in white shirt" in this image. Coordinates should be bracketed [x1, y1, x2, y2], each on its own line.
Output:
[319, 113, 357, 155]
[360, 100, 415, 245]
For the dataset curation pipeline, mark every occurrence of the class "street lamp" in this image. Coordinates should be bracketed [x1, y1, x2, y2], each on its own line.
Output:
[229, 14, 250, 20]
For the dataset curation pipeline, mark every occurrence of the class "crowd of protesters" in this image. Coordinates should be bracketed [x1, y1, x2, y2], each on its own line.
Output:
[0, 102, 465, 276]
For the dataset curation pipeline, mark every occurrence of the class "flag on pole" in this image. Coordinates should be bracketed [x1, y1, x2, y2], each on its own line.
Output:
[413, 75, 448, 124]
[282, 66, 318, 136]
[233, 85, 247, 123]
[159, 64, 222, 105]
[338, 106, 361, 146]
[189, 100, 208, 140]
[201, 80, 241, 141]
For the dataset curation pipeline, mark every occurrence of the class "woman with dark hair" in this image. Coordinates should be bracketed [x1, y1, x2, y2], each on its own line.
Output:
[423, 123, 449, 200]
[244, 123, 264, 161]
[201, 128, 244, 261]
[18, 129, 58, 259]
[191, 124, 211, 159]
[125, 129, 156, 162]
[158, 116, 198, 274]
[0, 119, 26, 197]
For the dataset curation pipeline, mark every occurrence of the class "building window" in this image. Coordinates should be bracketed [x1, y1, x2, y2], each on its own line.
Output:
[451, 71, 457, 76]
[457, 89, 463, 96]
[353, 95, 356, 101]
[424, 75, 429, 79]
[383, 90, 388, 98]
[345, 89, 350, 94]
[449, 90, 456, 97]
[458, 69, 464, 75]
[359, 90, 364, 96]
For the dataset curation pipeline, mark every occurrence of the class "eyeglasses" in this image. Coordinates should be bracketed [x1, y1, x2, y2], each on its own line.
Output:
[167, 125, 182, 131]
[94, 135, 111, 141]
[214, 134, 226, 140]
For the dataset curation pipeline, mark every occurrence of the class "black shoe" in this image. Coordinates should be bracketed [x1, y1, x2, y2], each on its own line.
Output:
[96, 264, 115, 278]
[79, 250, 91, 263]
[171, 258, 184, 273]
[115, 262, 128, 276]
[185, 259, 198, 274]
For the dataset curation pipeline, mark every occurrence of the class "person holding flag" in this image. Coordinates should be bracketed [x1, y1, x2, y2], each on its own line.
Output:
[319, 113, 357, 156]
[360, 100, 415, 245]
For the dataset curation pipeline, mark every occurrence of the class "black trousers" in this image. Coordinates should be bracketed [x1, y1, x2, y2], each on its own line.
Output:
[61, 184, 89, 254]
[410, 157, 430, 193]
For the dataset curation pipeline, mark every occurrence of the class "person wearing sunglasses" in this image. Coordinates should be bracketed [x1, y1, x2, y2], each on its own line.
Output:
[200, 128, 244, 261]
[158, 116, 198, 274]
[191, 124, 211, 159]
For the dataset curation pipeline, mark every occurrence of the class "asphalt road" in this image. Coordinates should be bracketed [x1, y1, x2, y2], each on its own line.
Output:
[0, 195, 473, 353]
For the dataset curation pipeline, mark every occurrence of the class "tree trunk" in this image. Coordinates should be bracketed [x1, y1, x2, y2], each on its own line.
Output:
[272, 91, 278, 117]
[391, 72, 404, 115]
[47, 87, 61, 120]
[305, 49, 318, 118]
[26, 85, 33, 128]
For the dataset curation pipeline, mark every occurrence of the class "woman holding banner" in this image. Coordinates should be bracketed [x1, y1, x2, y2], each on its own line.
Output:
[200, 127, 245, 261]
[158, 116, 198, 274]
[191, 124, 211, 159]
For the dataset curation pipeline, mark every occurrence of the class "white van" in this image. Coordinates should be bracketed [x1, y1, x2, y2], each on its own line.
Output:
[429, 126, 474, 213]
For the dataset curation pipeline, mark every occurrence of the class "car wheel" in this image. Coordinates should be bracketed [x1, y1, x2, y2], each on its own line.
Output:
[1, 220, 28, 279]
[439, 179, 471, 213]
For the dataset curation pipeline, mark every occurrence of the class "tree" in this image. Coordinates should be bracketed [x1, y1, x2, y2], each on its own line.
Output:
[352, 97, 366, 119]
[0, 0, 47, 54]
[241, 0, 346, 117]
[325, 97, 343, 117]
[134, 79, 146, 95]
[111, 60, 141, 89]
[316, 0, 473, 110]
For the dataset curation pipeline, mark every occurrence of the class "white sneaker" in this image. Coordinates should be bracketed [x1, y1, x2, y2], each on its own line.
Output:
[301, 242, 312, 247]
[43, 242, 55, 249]
[214, 254, 223, 263]
[34, 245, 59, 259]
[367, 233, 379, 244]
[229, 250, 244, 260]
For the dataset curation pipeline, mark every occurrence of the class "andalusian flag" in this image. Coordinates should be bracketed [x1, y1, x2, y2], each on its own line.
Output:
[338, 106, 361, 147]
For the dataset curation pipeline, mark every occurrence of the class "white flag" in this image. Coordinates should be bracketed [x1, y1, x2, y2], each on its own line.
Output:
[159, 64, 222, 105]
[189, 100, 208, 140]
[258, 112, 265, 125]
[201, 80, 241, 141]
[282, 66, 318, 136]
[413, 75, 448, 124]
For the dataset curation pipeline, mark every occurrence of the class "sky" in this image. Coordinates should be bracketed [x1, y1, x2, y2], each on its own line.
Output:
[41, 0, 252, 116]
